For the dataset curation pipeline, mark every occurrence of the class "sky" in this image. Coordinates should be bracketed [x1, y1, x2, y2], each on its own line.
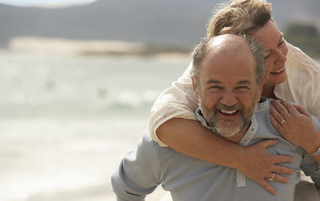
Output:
[0, 0, 96, 8]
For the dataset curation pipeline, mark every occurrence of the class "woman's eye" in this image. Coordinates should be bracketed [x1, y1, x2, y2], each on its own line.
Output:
[264, 53, 271, 60]
[278, 40, 285, 47]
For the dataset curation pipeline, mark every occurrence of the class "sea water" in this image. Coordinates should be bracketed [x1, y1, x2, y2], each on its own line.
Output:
[0, 50, 190, 201]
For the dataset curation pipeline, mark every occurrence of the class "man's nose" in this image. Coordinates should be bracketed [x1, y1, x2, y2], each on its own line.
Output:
[220, 91, 238, 106]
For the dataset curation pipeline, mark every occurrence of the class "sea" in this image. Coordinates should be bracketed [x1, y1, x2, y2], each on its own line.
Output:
[0, 50, 190, 201]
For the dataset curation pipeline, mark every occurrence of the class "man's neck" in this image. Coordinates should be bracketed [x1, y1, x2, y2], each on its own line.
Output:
[262, 85, 276, 99]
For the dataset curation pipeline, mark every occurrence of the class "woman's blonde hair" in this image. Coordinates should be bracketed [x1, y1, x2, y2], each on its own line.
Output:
[207, 0, 274, 37]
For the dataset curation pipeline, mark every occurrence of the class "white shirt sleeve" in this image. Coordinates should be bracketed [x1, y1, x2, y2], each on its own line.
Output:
[275, 43, 320, 122]
[148, 62, 199, 147]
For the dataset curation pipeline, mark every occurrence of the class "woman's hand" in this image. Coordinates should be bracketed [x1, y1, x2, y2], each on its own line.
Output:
[269, 99, 320, 154]
[238, 139, 294, 195]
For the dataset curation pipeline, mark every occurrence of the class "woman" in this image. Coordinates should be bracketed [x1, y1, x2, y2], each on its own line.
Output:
[149, 0, 320, 197]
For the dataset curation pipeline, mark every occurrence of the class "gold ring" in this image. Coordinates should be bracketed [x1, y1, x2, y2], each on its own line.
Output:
[280, 119, 285, 125]
[268, 173, 275, 181]
[283, 112, 289, 118]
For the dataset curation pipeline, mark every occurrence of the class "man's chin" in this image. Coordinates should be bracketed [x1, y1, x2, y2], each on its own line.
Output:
[218, 129, 241, 138]
[214, 122, 242, 138]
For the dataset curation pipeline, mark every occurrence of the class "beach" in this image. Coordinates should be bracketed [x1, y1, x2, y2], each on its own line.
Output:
[0, 50, 188, 201]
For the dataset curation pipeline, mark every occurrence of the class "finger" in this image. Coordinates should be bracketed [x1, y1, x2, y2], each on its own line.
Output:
[269, 104, 287, 125]
[271, 99, 288, 116]
[272, 155, 294, 165]
[272, 174, 290, 183]
[272, 165, 294, 177]
[292, 103, 311, 117]
[258, 138, 278, 148]
[279, 100, 298, 116]
[260, 180, 277, 195]
[269, 114, 280, 130]
[269, 105, 284, 124]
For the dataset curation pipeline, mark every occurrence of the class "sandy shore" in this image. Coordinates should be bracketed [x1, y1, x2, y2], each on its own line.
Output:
[101, 187, 167, 201]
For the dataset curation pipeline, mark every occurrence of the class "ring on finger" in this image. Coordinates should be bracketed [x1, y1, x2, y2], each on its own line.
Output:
[268, 173, 275, 181]
[280, 119, 285, 125]
[283, 112, 289, 118]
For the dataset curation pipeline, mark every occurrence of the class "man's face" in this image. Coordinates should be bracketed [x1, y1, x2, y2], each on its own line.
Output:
[194, 42, 263, 138]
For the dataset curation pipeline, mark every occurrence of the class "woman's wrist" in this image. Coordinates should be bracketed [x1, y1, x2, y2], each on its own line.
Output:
[303, 132, 320, 155]
[228, 145, 247, 169]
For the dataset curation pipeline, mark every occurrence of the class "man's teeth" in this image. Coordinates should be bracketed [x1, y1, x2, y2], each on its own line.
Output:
[271, 66, 285, 74]
[220, 110, 237, 114]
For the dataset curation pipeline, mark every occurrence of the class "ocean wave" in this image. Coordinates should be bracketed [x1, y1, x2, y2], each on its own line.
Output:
[107, 90, 159, 110]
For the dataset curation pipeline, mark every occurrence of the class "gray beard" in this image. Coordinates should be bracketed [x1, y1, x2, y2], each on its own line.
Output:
[210, 112, 249, 138]
[200, 100, 257, 138]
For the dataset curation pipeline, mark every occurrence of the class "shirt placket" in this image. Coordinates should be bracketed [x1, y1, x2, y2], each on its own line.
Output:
[237, 115, 258, 187]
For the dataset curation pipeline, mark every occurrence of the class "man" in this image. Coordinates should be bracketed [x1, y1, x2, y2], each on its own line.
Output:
[111, 34, 320, 201]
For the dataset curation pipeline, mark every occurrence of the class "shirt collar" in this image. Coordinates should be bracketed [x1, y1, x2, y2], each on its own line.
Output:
[195, 108, 217, 135]
[256, 96, 268, 112]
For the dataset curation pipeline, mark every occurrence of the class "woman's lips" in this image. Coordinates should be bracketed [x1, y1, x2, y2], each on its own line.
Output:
[270, 66, 285, 74]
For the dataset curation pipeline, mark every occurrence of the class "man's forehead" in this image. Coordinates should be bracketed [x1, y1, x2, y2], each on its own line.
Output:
[204, 75, 254, 86]
[200, 55, 257, 86]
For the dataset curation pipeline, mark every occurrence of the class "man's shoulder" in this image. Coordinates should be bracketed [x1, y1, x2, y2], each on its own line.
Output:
[140, 131, 173, 154]
[140, 131, 161, 151]
[141, 131, 199, 163]
[141, 130, 155, 142]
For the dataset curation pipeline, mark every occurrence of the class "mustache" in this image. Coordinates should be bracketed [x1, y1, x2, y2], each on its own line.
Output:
[214, 103, 244, 111]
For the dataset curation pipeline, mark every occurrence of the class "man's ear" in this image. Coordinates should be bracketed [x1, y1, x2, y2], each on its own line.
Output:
[191, 76, 199, 102]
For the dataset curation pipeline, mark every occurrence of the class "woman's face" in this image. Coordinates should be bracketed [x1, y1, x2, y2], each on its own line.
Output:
[251, 20, 288, 88]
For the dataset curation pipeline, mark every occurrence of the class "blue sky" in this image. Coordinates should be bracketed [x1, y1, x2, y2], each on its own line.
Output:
[0, 0, 96, 8]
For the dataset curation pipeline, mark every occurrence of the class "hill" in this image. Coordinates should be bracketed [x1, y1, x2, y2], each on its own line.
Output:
[0, 0, 319, 49]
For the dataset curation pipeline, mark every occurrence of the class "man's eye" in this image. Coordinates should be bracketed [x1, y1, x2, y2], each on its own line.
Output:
[236, 86, 249, 91]
[209, 86, 222, 90]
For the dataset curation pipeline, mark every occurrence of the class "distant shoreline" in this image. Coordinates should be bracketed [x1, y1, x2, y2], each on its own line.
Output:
[7, 36, 193, 57]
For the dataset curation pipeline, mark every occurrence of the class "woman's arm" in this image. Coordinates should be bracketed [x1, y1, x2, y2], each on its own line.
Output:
[149, 62, 198, 146]
[157, 118, 294, 195]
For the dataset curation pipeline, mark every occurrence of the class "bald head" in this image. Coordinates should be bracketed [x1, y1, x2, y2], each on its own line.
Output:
[207, 34, 250, 55]
[191, 34, 266, 86]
